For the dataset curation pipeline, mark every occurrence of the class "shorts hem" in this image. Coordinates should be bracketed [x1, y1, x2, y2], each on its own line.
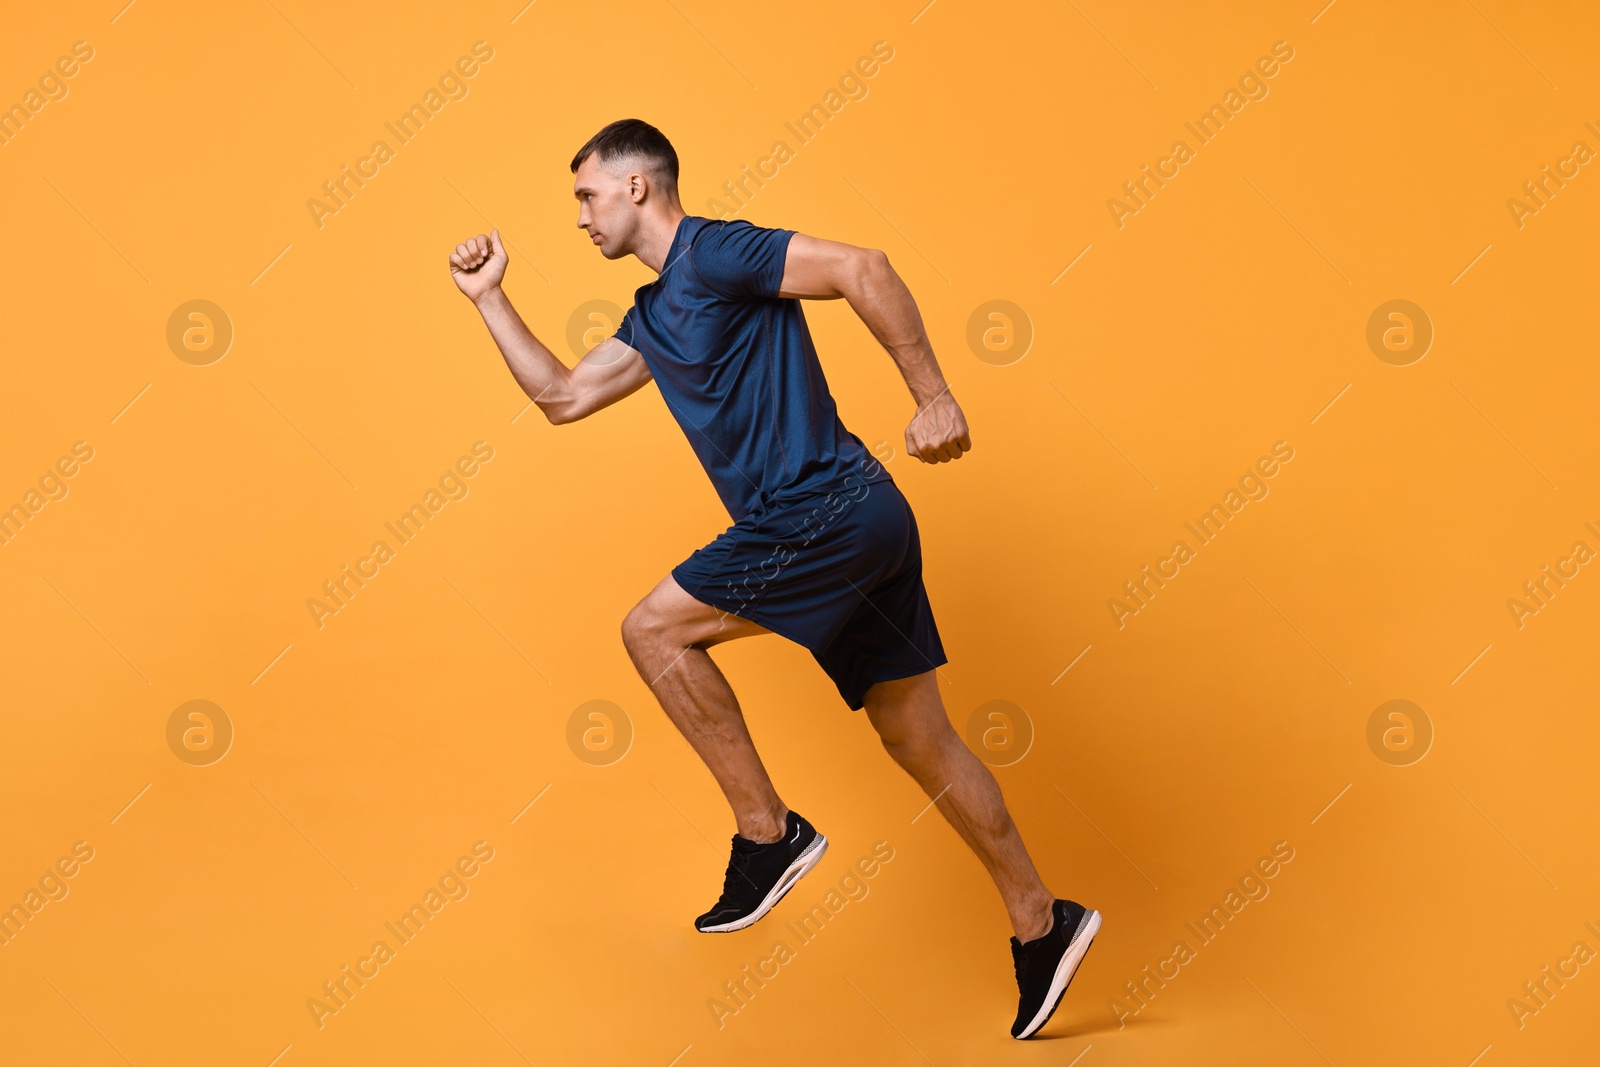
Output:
[840, 654, 950, 711]
[670, 564, 820, 652]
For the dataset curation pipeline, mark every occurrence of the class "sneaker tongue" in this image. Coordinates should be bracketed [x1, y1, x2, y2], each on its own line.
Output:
[731, 835, 767, 852]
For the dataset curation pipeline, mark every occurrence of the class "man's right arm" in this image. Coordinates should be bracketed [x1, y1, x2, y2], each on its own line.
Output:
[451, 230, 652, 424]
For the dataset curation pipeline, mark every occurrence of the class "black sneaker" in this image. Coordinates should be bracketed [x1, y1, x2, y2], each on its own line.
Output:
[1010, 899, 1102, 1039]
[694, 810, 827, 933]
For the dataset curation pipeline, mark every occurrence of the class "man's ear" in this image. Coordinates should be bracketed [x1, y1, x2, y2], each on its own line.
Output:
[628, 172, 647, 204]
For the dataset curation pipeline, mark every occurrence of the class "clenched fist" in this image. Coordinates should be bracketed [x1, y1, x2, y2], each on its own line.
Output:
[449, 230, 508, 303]
[906, 390, 972, 463]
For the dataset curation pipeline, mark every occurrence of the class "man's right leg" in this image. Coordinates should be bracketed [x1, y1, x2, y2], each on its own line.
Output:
[861, 670, 1057, 941]
[620, 575, 789, 844]
[863, 670, 1101, 1039]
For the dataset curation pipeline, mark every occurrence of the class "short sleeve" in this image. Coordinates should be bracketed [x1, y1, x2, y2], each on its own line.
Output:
[689, 220, 795, 299]
[612, 306, 637, 349]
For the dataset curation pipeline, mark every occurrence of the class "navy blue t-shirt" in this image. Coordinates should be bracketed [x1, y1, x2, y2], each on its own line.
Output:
[613, 216, 892, 523]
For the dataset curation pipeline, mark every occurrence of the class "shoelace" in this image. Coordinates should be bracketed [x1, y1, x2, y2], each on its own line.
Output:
[717, 838, 764, 900]
[1012, 945, 1030, 989]
[1013, 921, 1055, 990]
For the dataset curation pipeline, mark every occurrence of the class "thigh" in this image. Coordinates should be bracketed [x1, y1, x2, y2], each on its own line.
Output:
[636, 573, 773, 649]
[671, 486, 906, 652]
[813, 491, 949, 710]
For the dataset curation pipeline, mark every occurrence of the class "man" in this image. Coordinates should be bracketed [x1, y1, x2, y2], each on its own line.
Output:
[448, 118, 1099, 1038]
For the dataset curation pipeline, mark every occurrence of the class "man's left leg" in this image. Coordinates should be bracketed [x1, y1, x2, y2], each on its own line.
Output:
[861, 670, 1056, 940]
[622, 575, 832, 933]
[621, 575, 790, 843]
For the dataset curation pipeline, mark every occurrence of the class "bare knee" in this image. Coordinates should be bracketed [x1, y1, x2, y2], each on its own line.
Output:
[882, 722, 960, 763]
[621, 595, 678, 663]
[867, 703, 960, 770]
[866, 675, 950, 737]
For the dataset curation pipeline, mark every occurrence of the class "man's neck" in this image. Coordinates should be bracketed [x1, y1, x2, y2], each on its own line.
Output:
[633, 207, 688, 274]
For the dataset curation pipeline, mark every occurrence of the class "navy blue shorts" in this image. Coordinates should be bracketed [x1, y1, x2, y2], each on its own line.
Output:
[671, 477, 947, 710]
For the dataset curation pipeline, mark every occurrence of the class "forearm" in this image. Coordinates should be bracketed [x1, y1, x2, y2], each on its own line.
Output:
[472, 287, 577, 419]
[845, 256, 949, 408]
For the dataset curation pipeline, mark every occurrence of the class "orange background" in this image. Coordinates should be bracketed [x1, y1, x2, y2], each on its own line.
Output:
[3, 1, 1598, 1064]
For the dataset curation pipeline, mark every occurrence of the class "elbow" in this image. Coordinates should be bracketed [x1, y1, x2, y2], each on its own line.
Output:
[543, 401, 585, 425]
[533, 383, 587, 425]
[849, 247, 893, 296]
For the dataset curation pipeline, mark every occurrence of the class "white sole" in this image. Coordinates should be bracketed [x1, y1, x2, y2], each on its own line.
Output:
[1014, 908, 1102, 1039]
[696, 832, 829, 933]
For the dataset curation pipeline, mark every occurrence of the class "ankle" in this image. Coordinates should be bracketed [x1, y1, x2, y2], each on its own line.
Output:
[1014, 899, 1055, 943]
[739, 805, 790, 844]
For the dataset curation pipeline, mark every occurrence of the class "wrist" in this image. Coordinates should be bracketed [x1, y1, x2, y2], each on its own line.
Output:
[472, 285, 506, 312]
[913, 382, 953, 410]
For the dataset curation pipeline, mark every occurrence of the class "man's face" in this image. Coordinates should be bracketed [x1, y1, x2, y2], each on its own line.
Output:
[573, 154, 639, 260]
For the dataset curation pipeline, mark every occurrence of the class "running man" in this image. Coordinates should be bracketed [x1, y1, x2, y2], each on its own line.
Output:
[448, 118, 1099, 1038]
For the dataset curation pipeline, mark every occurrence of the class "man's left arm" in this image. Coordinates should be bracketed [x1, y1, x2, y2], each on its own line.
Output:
[778, 234, 971, 464]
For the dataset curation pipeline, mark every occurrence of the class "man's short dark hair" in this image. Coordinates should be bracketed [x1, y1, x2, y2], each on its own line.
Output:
[570, 119, 679, 192]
